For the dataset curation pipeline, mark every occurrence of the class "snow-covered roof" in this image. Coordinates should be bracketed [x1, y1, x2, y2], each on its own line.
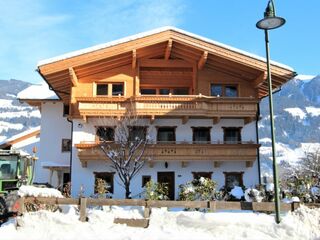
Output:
[37, 26, 293, 71]
[17, 82, 59, 100]
[41, 161, 70, 168]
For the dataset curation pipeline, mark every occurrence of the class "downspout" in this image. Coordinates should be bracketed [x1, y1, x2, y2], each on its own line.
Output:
[256, 103, 262, 185]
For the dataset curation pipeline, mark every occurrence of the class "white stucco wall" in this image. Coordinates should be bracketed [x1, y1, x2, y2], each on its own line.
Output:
[35, 102, 71, 186]
[71, 117, 259, 199]
[11, 134, 40, 156]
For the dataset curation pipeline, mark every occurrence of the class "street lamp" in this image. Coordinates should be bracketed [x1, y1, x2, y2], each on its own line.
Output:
[256, 0, 285, 224]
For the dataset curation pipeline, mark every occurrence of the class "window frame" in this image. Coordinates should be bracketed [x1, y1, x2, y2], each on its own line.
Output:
[156, 126, 177, 143]
[210, 84, 239, 97]
[112, 83, 124, 96]
[223, 171, 244, 190]
[96, 83, 109, 96]
[95, 126, 115, 142]
[142, 175, 151, 187]
[192, 172, 213, 180]
[93, 171, 115, 194]
[61, 139, 72, 152]
[128, 126, 148, 142]
[222, 127, 242, 143]
[191, 127, 211, 143]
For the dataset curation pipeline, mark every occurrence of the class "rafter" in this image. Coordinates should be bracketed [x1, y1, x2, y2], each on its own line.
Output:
[69, 67, 79, 87]
[164, 39, 173, 60]
[132, 49, 137, 69]
[198, 51, 208, 70]
[253, 71, 267, 88]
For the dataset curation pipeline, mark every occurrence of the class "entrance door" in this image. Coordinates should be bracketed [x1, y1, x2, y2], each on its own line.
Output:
[157, 172, 175, 200]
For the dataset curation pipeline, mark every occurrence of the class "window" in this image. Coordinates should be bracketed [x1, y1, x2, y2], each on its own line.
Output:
[97, 84, 108, 95]
[223, 127, 242, 143]
[61, 139, 71, 152]
[141, 89, 156, 95]
[112, 83, 124, 96]
[159, 89, 170, 95]
[211, 84, 222, 97]
[192, 172, 213, 180]
[210, 84, 238, 97]
[63, 104, 70, 116]
[157, 127, 176, 142]
[224, 172, 244, 190]
[172, 88, 189, 95]
[94, 172, 115, 194]
[142, 175, 151, 187]
[129, 126, 147, 142]
[192, 127, 211, 142]
[225, 86, 238, 97]
[96, 127, 114, 142]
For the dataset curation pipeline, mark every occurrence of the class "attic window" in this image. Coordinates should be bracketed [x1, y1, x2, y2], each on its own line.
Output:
[97, 84, 108, 96]
[112, 83, 124, 96]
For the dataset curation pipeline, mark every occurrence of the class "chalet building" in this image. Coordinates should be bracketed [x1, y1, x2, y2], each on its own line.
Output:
[19, 27, 295, 199]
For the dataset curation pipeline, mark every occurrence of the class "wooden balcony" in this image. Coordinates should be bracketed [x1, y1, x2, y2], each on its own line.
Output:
[75, 141, 260, 168]
[75, 95, 258, 122]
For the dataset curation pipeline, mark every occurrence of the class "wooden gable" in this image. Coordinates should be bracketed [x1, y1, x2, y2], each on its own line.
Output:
[38, 27, 295, 102]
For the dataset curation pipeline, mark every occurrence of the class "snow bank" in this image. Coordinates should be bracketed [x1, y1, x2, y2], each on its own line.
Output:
[306, 106, 320, 117]
[18, 186, 63, 198]
[1, 205, 319, 240]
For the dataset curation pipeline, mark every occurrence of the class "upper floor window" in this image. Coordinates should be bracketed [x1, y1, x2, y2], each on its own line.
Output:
[96, 83, 124, 96]
[140, 88, 190, 95]
[63, 104, 70, 116]
[97, 84, 108, 96]
[192, 127, 211, 142]
[157, 127, 176, 142]
[61, 139, 71, 152]
[112, 83, 124, 96]
[223, 127, 242, 143]
[141, 89, 156, 95]
[129, 126, 147, 142]
[96, 127, 115, 142]
[211, 84, 238, 97]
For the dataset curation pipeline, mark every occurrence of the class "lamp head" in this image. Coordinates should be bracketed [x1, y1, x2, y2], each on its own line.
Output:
[256, 0, 286, 30]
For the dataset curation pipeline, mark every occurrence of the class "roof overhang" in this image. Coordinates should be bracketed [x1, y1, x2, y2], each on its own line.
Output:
[37, 26, 296, 101]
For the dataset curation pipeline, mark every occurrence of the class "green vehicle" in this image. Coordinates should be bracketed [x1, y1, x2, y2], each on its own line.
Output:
[0, 149, 36, 219]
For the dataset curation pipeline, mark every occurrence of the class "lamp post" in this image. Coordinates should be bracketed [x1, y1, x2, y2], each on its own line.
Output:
[256, 0, 285, 224]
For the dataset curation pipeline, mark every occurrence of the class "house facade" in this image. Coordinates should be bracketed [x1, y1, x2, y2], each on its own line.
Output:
[20, 27, 295, 199]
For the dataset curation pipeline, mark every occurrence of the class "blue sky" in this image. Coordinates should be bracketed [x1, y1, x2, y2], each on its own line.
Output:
[1, 0, 319, 84]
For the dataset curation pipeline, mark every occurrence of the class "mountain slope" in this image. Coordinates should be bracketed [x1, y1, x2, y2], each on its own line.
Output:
[0, 79, 41, 142]
[259, 75, 320, 174]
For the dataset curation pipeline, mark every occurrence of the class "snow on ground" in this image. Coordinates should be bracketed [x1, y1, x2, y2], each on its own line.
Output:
[17, 186, 63, 198]
[284, 108, 306, 120]
[305, 107, 320, 117]
[260, 138, 271, 144]
[0, 205, 319, 240]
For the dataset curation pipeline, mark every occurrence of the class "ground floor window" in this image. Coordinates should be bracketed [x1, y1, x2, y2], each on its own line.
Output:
[192, 172, 213, 180]
[94, 172, 115, 194]
[142, 175, 151, 187]
[223, 172, 244, 190]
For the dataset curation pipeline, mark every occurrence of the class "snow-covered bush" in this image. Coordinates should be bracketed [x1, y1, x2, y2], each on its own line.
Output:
[179, 177, 216, 201]
[244, 188, 265, 202]
[144, 180, 169, 200]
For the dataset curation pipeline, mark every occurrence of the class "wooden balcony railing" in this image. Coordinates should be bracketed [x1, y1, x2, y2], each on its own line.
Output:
[75, 141, 260, 168]
[75, 95, 258, 120]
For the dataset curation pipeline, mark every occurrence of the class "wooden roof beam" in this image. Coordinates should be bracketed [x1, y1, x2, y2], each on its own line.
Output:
[132, 49, 137, 69]
[69, 67, 78, 87]
[164, 39, 173, 60]
[198, 51, 208, 70]
[253, 71, 267, 88]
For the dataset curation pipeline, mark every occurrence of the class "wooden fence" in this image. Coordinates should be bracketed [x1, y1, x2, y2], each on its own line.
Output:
[17, 197, 320, 225]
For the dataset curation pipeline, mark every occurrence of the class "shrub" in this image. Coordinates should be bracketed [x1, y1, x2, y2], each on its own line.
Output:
[179, 177, 217, 201]
[144, 180, 169, 200]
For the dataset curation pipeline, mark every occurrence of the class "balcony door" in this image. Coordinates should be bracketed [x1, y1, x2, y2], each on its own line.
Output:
[157, 172, 175, 200]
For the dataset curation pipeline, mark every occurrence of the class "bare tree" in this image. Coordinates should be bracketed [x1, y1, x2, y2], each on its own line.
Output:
[299, 148, 320, 177]
[96, 104, 150, 198]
